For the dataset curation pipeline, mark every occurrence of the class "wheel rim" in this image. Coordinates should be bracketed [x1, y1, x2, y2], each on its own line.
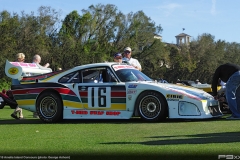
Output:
[139, 95, 161, 119]
[39, 96, 57, 118]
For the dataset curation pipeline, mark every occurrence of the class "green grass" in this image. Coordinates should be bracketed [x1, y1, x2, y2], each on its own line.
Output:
[0, 106, 240, 160]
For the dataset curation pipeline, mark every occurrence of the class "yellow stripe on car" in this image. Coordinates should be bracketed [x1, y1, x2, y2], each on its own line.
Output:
[63, 100, 83, 108]
[16, 99, 35, 105]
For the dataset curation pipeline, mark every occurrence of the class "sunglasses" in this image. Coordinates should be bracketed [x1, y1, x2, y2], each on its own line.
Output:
[115, 57, 122, 60]
[124, 51, 130, 54]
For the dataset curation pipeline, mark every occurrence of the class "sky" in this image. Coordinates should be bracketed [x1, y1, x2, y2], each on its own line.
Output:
[0, 0, 239, 44]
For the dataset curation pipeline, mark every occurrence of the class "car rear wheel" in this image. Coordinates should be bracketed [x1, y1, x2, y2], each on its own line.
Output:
[136, 91, 167, 122]
[36, 92, 63, 123]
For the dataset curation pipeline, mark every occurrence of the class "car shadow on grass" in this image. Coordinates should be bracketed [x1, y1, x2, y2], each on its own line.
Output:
[100, 131, 240, 146]
[0, 118, 43, 125]
[0, 118, 145, 125]
[0, 115, 231, 125]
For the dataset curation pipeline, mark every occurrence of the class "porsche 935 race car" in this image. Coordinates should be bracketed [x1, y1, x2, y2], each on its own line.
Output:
[5, 60, 223, 123]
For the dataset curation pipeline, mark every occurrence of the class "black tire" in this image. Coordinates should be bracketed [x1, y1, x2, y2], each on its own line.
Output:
[136, 91, 167, 122]
[36, 92, 63, 123]
[0, 101, 6, 109]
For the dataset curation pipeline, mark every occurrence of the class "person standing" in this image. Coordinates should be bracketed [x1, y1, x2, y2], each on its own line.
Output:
[32, 54, 50, 118]
[113, 53, 123, 63]
[122, 47, 142, 71]
[218, 79, 226, 95]
[32, 54, 50, 68]
[195, 79, 201, 84]
[211, 63, 240, 119]
[11, 53, 25, 120]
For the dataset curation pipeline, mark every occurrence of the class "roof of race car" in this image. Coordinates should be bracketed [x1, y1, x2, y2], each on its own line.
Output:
[5, 60, 134, 79]
[70, 62, 128, 69]
[75, 62, 117, 67]
[18, 62, 136, 83]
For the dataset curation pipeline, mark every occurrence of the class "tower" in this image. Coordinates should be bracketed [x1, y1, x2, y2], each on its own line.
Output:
[175, 33, 191, 45]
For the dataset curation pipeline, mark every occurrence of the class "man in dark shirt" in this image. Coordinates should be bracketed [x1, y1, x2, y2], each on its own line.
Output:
[212, 63, 240, 119]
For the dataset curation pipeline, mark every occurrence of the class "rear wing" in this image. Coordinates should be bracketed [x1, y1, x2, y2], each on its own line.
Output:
[5, 60, 52, 80]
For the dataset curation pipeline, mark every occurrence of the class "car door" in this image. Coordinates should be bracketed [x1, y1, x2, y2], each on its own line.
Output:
[77, 67, 127, 115]
[58, 70, 84, 110]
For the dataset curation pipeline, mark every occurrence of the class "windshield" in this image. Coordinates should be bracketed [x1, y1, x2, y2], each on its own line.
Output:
[115, 69, 152, 82]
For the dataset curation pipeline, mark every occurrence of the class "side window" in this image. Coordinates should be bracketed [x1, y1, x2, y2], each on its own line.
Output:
[82, 69, 100, 83]
[59, 71, 80, 83]
[81, 67, 117, 83]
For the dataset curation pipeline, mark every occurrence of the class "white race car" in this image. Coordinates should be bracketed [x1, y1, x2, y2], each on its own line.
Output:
[5, 60, 223, 123]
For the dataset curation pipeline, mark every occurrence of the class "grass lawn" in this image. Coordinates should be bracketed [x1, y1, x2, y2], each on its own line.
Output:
[0, 106, 240, 160]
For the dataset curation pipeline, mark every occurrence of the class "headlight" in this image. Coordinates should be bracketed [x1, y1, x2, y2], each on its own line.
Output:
[179, 101, 201, 116]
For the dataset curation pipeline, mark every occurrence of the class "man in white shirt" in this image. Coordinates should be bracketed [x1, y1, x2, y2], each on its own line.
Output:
[122, 47, 142, 71]
[33, 54, 50, 68]
[32, 54, 50, 118]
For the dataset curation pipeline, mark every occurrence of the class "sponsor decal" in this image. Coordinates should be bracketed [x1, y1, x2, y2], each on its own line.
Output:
[106, 111, 121, 116]
[28, 63, 37, 67]
[166, 94, 183, 101]
[127, 89, 136, 94]
[8, 67, 19, 75]
[165, 86, 203, 100]
[166, 94, 183, 99]
[71, 110, 121, 116]
[113, 65, 135, 71]
[71, 110, 88, 114]
[128, 84, 137, 88]
[90, 111, 104, 115]
[128, 95, 132, 100]
[11, 62, 38, 68]
[167, 99, 180, 101]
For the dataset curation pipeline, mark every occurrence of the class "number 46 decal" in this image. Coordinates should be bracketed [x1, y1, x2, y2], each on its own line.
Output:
[88, 87, 111, 108]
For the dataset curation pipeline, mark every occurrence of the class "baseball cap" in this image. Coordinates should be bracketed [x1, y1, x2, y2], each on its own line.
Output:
[124, 47, 132, 52]
[114, 53, 122, 58]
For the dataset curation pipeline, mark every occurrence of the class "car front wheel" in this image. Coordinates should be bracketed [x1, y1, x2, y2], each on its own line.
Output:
[136, 91, 167, 122]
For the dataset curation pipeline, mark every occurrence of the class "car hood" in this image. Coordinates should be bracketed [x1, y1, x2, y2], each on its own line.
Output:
[147, 81, 214, 100]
